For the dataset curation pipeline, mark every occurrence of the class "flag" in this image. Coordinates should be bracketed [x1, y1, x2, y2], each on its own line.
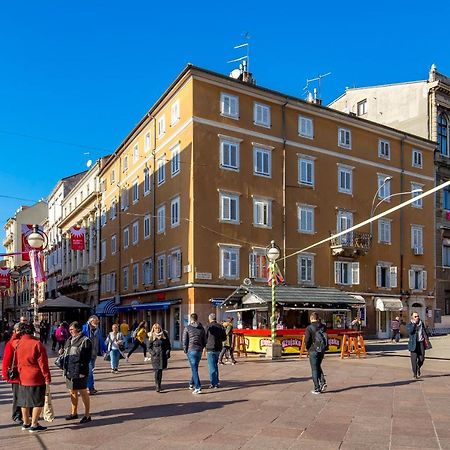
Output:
[70, 226, 85, 251]
[0, 267, 10, 288]
[267, 262, 284, 286]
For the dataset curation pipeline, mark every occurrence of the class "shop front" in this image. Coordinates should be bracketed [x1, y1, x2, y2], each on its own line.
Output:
[374, 297, 404, 339]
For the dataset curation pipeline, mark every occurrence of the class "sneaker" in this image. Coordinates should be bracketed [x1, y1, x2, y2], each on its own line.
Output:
[192, 388, 202, 394]
[188, 384, 194, 390]
[311, 390, 321, 395]
[29, 425, 47, 433]
[114, 369, 119, 373]
[111, 369, 115, 373]
[79, 416, 92, 424]
[65, 414, 78, 420]
[320, 383, 327, 393]
[88, 388, 98, 395]
[21, 423, 31, 431]
[231, 361, 237, 365]
[125, 356, 129, 362]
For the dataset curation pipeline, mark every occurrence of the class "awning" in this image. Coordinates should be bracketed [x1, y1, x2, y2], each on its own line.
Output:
[375, 297, 403, 311]
[38, 296, 92, 312]
[117, 299, 181, 312]
[95, 299, 118, 317]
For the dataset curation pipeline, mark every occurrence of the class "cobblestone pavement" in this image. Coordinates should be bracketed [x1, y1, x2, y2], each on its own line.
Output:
[1, 336, 449, 449]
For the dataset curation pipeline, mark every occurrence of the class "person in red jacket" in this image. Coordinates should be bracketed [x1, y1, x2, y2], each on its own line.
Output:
[1, 323, 23, 424]
[15, 322, 51, 433]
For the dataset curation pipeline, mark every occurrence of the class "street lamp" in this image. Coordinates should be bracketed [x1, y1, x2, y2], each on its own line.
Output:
[266, 240, 282, 359]
[9, 267, 21, 321]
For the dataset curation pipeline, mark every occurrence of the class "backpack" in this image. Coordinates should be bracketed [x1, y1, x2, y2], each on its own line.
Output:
[313, 327, 328, 353]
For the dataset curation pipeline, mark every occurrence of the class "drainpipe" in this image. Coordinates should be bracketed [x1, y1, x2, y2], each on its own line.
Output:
[400, 136, 405, 296]
[151, 115, 157, 289]
[281, 100, 288, 276]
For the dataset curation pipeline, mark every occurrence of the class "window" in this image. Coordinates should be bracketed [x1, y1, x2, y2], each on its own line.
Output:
[100, 208, 107, 227]
[171, 196, 180, 227]
[167, 249, 182, 280]
[143, 259, 153, 285]
[438, 114, 448, 156]
[253, 198, 271, 227]
[298, 254, 314, 284]
[408, 267, 427, 290]
[337, 210, 353, 245]
[411, 225, 423, 253]
[110, 200, 117, 220]
[171, 143, 180, 176]
[412, 149, 423, 168]
[378, 219, 392, 244]
[254, 103, 270, 127]
[410, 183, 423, 208]
[144, 214, 151, 239]
[298, 116, 314, 138]
[110, 169, 115, 184]
[220, 192, 239, 223]
[100, 240, 106, 261]
[111, 272, 116, 292]
[377, 175, 391, 200]
[376, 264, 397, 288]
[378, 140, 390, 160]
[132, 263, 139, 288]
[334, 261, 360, 285]
[171, 100, 180, 125]
[220, 93, 239, 118]
[157, 157, 166, 185]
[220, 245, 239, 278]
[133, 144, 139, 162]
[123, 155, 128, 172]
[123, 266, 129, 291]
[338, 127, 352, 149]
[111, 234, 117, 255]
[298, 205, 314, 233]
[249, 248, 267, 280]
[220, 138, 240, 170]
[132, 221, 139, 245]
[123, 227, 129, 249]
[443, 240, 450, 267]
[121, 187, 129, 210]
[158, 116, 166, 137]
[253, 146, 271, 177]
[144, 131, 151, 152]
[157, 205, 166, 234]
[298, 156, 314, 186]
[101, 274, 106, 293]
[357, 99, 367, 116]
[443, 186, 450, 210]
[144, 168, 150, 195]
[157, 255, 165, 283]
[338, 165, 352, 194]
[132, 179, 139, 203]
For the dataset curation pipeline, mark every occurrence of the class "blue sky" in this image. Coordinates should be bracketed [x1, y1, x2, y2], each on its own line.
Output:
[1, 0, 450, 242]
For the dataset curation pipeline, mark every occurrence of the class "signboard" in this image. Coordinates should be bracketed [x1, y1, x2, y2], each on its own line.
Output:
[70, 226, 86, 251]
[196, 272, 212, 280]
[0, 267, 10, 288]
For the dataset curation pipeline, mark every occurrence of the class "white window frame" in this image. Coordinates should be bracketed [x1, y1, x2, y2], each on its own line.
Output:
[110, 169, 115, 184]
[253, 198, 272, 228]
[253, 102, 271, 127]
[123, 155, 128, 172]
[144, 131, 151, 152]
[253, 146, 271, 177]
[144, 168, 150, 195]
[376, 262, 398, 289]
[411, 225, 423, 252]
[111, 234, 117, 255]
[132, 221, 139, 245]
[220, 192, 239, 223]
[123, 266, 129, 291]
[219, 245, 240, 279]
[378, 139, 390, 160]
[338, 165, 353, 194]
[298, 156, 315, 186]
[121, 187, 129, 210]
[158, 116, 166, 137]
[171, 143, 180, 176]
[412, 149, 423, 168]
[111, 272, 116, 292]
[298, 116, 314, 139]
[220, 138, 240, 171]
[378, 219, 392, 244]
[297, 253, 314, 285]
[100, 239, 106, 262]
[220, 92, 239, 119]
[334, 261, 360, 285]
[110, 200, 117, 220]
[408, 266, 427, 291]
[144, 214, 151, 239]
[132, 179, 139, 204]
[123, 227, 129, 249]
[133, 143, 139, 162]
[157, 205, 166, 234]
[357, 99, 368, 116]
[157, 157, 166, 185]
[171, 196, 180, 227]
[167, 249, 182, 280]
[157, 254, 166, 283]
[411, 182, 423, 209]
[100, 209, 107, 227]
[338, 127, 352, 149]
[249, 248, 267, 280]
[171, 100, 180, 126]
[298, 205, 315, 234]
[143, 258, 153, 285]
[377, 174, 391, 200]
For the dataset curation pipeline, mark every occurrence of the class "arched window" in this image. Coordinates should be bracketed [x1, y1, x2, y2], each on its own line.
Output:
[438, 114, 448, 156]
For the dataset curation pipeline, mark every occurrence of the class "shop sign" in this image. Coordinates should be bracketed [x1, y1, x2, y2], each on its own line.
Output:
[196, 272, 212, 280]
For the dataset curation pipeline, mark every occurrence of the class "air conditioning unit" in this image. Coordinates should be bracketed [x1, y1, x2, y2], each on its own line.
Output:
[413, 246, 423, 255]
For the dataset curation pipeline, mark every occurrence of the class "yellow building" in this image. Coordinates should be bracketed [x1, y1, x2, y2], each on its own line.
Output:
[98, 65, 435, 345]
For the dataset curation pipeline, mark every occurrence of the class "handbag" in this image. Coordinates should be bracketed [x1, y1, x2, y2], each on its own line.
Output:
[424, 338, 432, 350]
[7, 343, 19, 380]
[55, 353, 65, 370]
[42, 385, 55, 422]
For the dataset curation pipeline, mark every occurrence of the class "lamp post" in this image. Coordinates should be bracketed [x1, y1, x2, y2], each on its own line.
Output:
[266, 240, 282, 359]
[9, 267, 21, 321]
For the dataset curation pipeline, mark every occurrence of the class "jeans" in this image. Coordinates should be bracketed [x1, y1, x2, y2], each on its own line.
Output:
[88, 358, 96, 390]
[110, 349, 120, 370]
[219, 346, 236, 363]
[207, 351, 220, 386]
[411, 340, 425, 376]
[309, 351, 326, 391]
[187, 350, 202, 389]
[127, 340, 147, 358]
[391, 329, 400, 342]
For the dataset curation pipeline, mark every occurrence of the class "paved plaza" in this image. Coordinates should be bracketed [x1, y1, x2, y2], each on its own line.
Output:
[1, 336, 450, 450]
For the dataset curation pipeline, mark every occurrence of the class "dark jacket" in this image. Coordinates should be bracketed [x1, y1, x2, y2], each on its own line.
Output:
[82, 322, 106, 358]
[205, 321, 226, 352]
[182, 322, 206, 353]
[148, 331, 171, 370]
[64, 334, 92, 380]
[406, 321, 428, 352]
[223, 322, 234, 347]
[305, 322, 325, 352]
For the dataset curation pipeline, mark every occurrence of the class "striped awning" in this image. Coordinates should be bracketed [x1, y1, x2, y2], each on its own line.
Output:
[95, 299, 118, 317]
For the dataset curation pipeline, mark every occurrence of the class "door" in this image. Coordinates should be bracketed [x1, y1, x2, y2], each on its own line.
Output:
[172, 307, 181, 349]
[377, 310, 389, 339]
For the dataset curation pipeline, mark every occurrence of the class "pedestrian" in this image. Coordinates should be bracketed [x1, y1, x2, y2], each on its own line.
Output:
[61, 321, 93, 424]
[147, 323, 171, 392]
[183, 312, 206, 394]
[82, 315, 106, 395]
[1, 323, 24, 424]
[305, 312, 327, 395]
[351, 317, 362, 331]
[15, 322, 51, 433]
[391, 316, 401, 343]
[407, 312, 430, 379]
[219, 317, 236, 365]
[55, 322, 69, 351]
[205, 314, 226, 389]
[105, 323, 125, 373]
[120, 319, 130, 349]
[39, 320, 49, 344]
[126, 321, 148, 361]
[50, 321, 58, 351]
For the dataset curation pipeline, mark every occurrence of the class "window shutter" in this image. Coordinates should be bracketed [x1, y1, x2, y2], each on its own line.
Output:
[334, 262, 340, 284]
[249, 253, 256, 278]
[376, 265, 382, 287]
[176, 251, 182, 278]
[408, 269, 415, 289]
[422, 271, 427, 290]
[352, 262, 360, 285]
[167, 255, 172, 280]
[390, 266, 398, 288]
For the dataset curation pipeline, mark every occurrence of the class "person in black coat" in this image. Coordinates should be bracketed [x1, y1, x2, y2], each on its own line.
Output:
[147, 323, 171, 392]
[406, 312, 429, 379]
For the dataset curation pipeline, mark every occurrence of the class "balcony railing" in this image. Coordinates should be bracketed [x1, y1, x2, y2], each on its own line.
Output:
[330, 230, 372, 256]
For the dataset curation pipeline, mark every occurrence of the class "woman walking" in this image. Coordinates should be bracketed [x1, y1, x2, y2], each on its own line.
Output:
[105, 324, 125, 373]
[406, 312, 430, 379]
[55, 322, 69, 351]
[126, 321, 147, 361]
[147, 323, 171, 392]
[62, 321, 93, 424]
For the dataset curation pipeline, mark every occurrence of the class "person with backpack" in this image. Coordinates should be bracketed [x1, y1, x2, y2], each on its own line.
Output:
[126, 321, 148, 361]
[55, 323, 69, 351]
[205, 313, 226, 389]
[305, 312, 327, 395]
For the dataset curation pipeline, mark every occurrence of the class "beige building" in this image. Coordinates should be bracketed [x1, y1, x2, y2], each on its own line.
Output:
[98, 65, 435, 343]
[330, 64, 450, 328]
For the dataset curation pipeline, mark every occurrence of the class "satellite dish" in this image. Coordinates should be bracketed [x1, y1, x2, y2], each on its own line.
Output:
[86, 159, 92, 168]
[229, 69, 241, 79]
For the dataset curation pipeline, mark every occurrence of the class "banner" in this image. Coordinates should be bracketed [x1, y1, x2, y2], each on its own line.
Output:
[70, 226, 85, 251]
[0, 267, 10, 288]
[21, 224, 45, 261]
[30, 250, 46, 283]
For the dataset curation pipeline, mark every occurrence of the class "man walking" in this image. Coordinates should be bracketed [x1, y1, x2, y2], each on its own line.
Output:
[120, 319, 130, 349]
[205, 314, 226, 388]
[407, 312, 429, 379]
[82, 315, 106, 395]
[390, 316, 401, 343]
[182, 313, 206, 394]
[219, 317, 236, 365]
[305, 312, 327, 395]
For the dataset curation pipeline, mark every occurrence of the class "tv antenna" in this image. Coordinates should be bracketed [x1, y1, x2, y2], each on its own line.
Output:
[303, 72, 332, 102]
[227, 31, 251, 74]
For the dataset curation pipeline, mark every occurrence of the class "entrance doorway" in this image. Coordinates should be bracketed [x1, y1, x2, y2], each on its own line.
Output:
[377, 310, 389, 338]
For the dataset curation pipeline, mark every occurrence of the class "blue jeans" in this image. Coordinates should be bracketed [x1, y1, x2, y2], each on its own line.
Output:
[309, 351, 325, 391]
[110, 349, 120, 370]
[88, 358, 96, 390]
[187, 350, 202, 389]
[207, 351, 220, 386]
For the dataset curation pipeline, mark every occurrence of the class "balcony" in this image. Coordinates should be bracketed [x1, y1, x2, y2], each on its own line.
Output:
[330, 231, 372, 256]
[3, 232, 14, 247]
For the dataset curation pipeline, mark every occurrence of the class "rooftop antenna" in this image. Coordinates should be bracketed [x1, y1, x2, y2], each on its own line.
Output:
[303, 72, 332, 102]
[227, 31, 251, 75]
